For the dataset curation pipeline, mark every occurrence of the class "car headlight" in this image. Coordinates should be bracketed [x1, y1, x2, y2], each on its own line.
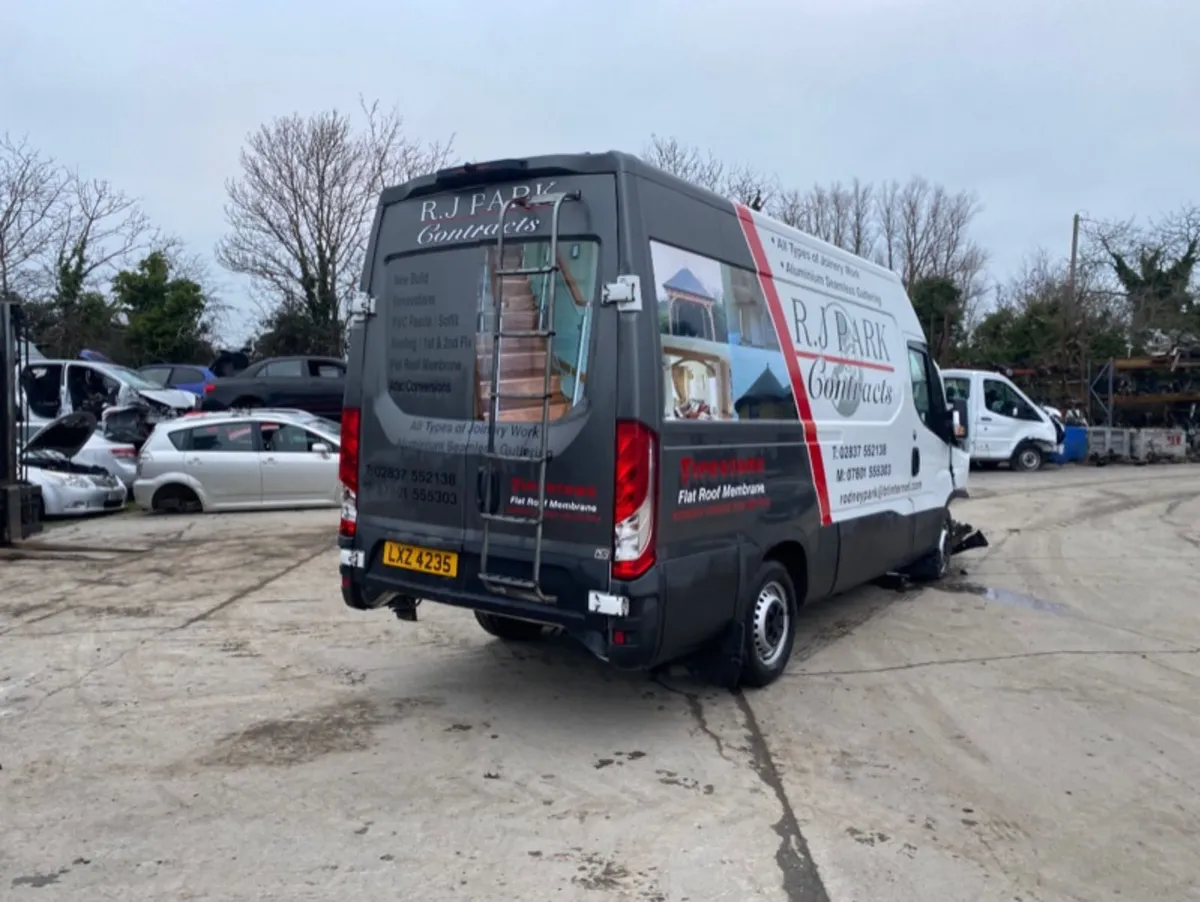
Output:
[43, 473, 92, 489]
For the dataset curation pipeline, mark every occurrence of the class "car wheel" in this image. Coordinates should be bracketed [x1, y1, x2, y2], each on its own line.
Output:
[474, 611, 546, 641]
[908, 508, 952, 582]
[739, 561, 798, 689]
[151, 484, 202, 514]
[1011, 444, 1044, 472]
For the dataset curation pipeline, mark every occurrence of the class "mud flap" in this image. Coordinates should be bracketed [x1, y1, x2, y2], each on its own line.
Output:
[683, 620, 745, 690]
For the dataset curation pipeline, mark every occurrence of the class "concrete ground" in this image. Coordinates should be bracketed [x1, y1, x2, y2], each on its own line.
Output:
[1, 465, 1198, 902]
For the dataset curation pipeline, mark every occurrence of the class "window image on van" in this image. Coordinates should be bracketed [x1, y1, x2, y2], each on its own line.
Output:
[382, 238, 598, 423]
[651, 240, 798, 423]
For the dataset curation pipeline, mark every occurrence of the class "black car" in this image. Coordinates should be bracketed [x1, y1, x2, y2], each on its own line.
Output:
[200, 355, 347, 421]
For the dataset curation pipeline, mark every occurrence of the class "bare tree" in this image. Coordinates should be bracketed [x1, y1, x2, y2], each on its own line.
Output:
[642, 134, 776, 208]
[642, 134, 726, 192]
[216, 98, 455, 352]
[875, 176, 988, 311]
[47, 175, 155, 295]
[771, 179, 876, 257]
[0, 134, 68, 299]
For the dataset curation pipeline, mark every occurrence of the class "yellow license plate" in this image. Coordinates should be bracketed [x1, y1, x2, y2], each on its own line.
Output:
[381, 542, 458, 578]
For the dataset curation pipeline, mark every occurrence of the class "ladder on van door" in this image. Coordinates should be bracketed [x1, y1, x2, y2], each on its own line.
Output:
[477, 190, 581, 602]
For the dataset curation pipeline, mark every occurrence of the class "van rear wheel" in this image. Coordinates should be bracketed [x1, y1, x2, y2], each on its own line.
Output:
[474, 611, 546, 642]
[739, 561, 798, 689]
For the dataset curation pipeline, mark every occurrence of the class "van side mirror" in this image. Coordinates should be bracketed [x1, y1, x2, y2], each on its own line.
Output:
[312, 442, 331, 456]
[949, 398, 969, 445]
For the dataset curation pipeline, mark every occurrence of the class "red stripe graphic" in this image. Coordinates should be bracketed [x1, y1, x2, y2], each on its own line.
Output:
[734, 204, 832, 526]
[795, 349, 895, 373]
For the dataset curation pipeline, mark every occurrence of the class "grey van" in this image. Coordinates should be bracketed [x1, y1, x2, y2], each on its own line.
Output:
[337, 152, 974, 687]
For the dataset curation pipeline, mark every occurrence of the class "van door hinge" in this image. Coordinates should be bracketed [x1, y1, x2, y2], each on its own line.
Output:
[601, 275, 643, 311]
[349, 293, 377, 321]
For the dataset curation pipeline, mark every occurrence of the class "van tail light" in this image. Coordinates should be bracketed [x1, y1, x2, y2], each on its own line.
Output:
[339, 407, 361, 537]
[203, 383, 216, 393]
[612, 419, 657, 581]
[110, 446, 136, 460]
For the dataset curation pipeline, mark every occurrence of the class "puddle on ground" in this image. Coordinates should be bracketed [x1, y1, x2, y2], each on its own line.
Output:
[942, 581, 1071, 616]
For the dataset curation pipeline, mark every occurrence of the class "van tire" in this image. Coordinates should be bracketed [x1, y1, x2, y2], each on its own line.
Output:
[739, 561, 798, 689]
[474, 611, 546, 642]
[1011, 444, 1044, 472]
[908, 508, 952, 582]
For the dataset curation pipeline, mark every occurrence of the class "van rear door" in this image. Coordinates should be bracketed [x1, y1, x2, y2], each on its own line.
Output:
[354, 168, 621, 615]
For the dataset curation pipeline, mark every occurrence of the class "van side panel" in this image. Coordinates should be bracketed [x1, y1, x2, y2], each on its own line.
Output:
[734, 208, 923, 582]
[635, 176, 833, 661]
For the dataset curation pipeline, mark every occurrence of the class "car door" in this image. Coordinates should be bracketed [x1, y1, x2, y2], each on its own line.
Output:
[183, 420, 263, 506]
[257, 421, 338, 504]
[301, 359, 346, 419]
[19, 363, 64, 420]
[257, 358, 306, 407]
[979, 377, 1024, 459]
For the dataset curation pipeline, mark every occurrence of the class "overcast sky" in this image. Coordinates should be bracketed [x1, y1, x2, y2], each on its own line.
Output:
[3, 0, 1196, 342]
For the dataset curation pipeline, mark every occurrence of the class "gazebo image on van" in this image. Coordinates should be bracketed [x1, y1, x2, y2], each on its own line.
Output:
[658, 266, 733, 420]
[733, 364, 796, 420]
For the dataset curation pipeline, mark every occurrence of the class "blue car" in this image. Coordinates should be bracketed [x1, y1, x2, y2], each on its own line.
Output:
[137, 363, 218, 397]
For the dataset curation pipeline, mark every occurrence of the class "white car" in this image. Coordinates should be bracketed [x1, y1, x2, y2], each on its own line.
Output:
[22, 412, 128, 518]
[19, 418, 138, 490]
[133, 409, 342, 513]
[17, 357, 199, 447]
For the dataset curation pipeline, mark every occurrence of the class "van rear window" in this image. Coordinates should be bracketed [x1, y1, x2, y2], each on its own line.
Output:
[651, 240, 798, 423]
[380, 240, 598, 422]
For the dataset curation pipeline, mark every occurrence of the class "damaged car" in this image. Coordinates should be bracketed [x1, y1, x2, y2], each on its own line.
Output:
[18, 356, 198, 448]
[21, 411, 128, 518]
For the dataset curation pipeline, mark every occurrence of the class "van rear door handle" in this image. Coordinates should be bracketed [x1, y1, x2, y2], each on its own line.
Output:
[477, 467, 500, 515]
[980, 416, 993, 422]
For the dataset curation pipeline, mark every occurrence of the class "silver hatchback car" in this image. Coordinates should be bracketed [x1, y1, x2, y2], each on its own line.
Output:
[132, 409, 342, 513]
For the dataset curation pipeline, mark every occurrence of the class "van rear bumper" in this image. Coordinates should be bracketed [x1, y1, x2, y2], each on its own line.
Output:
[339, 552, 665, 670]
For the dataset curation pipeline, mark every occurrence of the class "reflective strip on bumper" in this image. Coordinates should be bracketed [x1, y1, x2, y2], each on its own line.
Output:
[340, 548, 364, 568]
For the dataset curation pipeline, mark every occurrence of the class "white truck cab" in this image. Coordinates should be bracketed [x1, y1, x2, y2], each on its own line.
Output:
[940, 368, 1064, 471]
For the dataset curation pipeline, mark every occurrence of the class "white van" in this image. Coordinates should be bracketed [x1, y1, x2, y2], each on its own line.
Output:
[339, 152, 981, 687]
[940, 368, 1064, 471]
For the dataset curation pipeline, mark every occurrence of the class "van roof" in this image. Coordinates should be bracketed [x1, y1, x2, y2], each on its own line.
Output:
[372, 150, 902, 288]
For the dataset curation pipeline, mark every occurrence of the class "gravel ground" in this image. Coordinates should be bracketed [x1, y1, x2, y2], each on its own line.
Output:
[1, 464, 1197, 901]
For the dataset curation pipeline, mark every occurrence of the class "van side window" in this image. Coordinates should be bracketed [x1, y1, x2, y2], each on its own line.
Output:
[650, 240, 797, 422]
[943, 377, 969, 401]
[982, 378, 1041, 422]
[908, 348, 932, 424]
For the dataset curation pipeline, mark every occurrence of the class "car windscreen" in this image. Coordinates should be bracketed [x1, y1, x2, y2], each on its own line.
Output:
[95, 363, 166, 391]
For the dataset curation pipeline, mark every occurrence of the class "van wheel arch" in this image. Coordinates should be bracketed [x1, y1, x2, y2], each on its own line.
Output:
[763, 541, 809, 608]
[735, 541, 809, 689]
[1011, 442, 1044, 472]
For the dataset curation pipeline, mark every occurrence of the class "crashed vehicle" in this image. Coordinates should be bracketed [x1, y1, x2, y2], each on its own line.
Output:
[21, 411, 128, 517]
[17, 355, 198, 449]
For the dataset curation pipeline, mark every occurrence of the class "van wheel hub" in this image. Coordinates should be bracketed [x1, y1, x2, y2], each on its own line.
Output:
[752, 581, 789, 668]
[1017, 448, 1041, 470]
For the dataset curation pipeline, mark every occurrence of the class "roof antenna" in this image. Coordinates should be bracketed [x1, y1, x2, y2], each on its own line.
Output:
[749, 190, 764, 212]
